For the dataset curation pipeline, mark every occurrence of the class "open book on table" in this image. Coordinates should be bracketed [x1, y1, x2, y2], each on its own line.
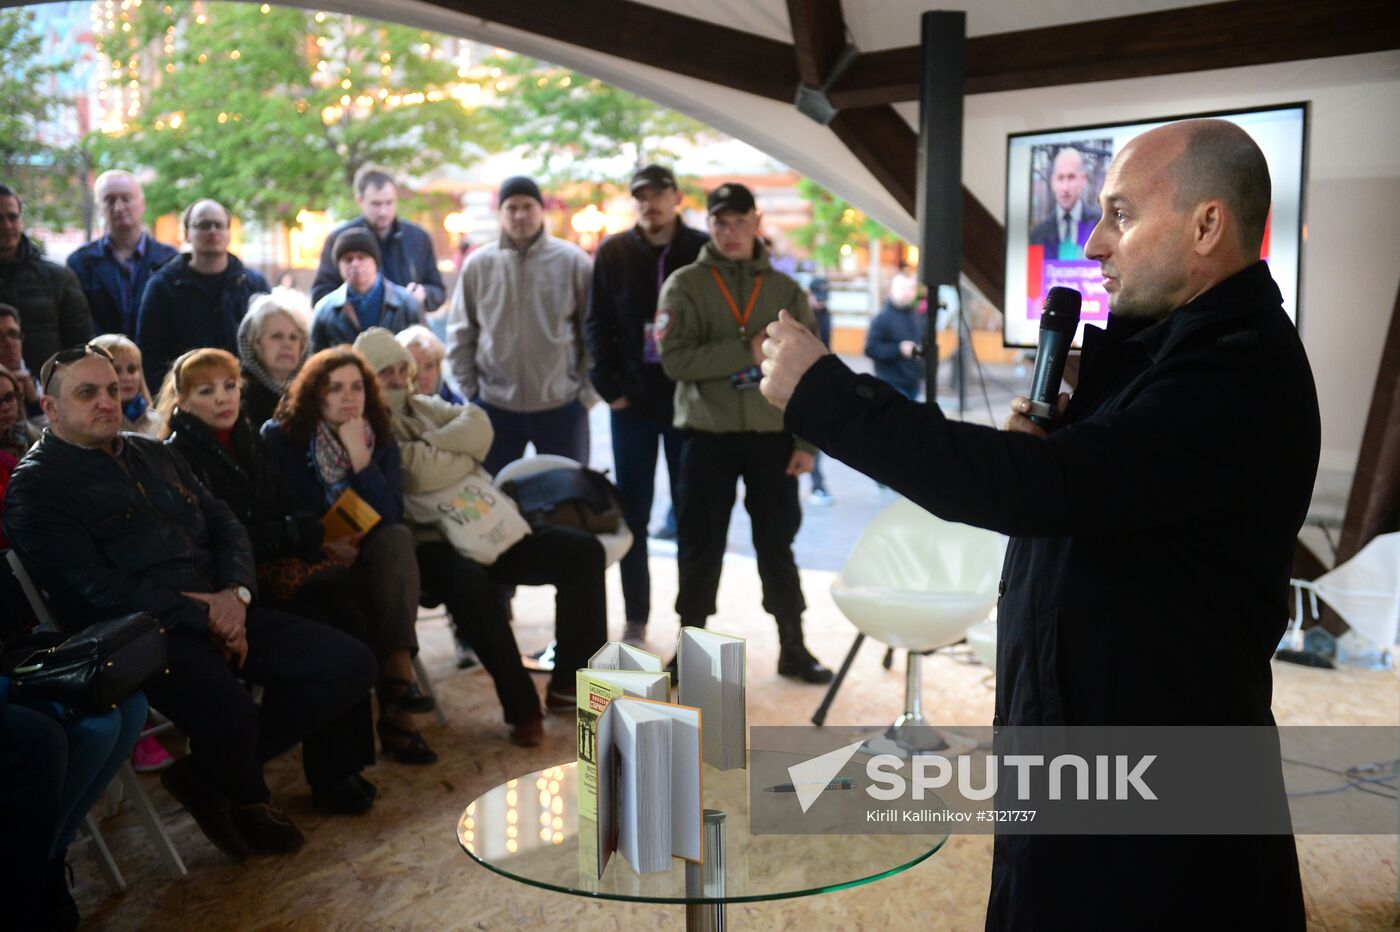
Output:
[677, 627, 746, 770]
[594, 696, 702, 877]
[576, 652, 669, 821]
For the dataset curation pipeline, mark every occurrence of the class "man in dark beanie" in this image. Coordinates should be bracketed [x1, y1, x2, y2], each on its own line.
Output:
[310, 165, 445, 312]
[446, 175, 595, 473]
[310, 226, 422, 351]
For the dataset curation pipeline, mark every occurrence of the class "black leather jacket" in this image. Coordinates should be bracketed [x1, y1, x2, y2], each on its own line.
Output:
[3, 430, 256, 634]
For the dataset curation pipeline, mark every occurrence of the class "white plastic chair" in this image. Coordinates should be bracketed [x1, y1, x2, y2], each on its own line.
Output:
[1287, 531, 1400, 661]
[820, 497, 1007, 751]
[492, 454, 633, 672]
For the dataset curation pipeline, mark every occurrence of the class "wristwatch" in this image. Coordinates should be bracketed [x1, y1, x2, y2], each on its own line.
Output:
[230, 585, 253, 606]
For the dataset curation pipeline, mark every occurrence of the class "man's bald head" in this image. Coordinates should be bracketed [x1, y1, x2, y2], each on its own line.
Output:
[1050, 147, 1088, 211]
[1163, 119, 1271, 256]
[94, 170, 147, 240]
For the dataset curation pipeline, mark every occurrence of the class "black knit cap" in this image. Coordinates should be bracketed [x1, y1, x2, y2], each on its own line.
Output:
[332, 227, 381, 266]
[498, 175, 544, 206]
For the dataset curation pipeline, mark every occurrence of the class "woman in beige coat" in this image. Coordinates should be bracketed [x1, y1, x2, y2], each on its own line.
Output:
[354, 328, 608, 749]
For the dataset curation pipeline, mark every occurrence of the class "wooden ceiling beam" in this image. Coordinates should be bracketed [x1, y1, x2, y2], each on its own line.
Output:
[435, 0, 797, 102]
[828, 0, 1400, 109]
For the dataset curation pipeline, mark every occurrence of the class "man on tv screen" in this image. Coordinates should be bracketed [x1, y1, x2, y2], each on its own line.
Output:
[1029, 146, 1102, 259]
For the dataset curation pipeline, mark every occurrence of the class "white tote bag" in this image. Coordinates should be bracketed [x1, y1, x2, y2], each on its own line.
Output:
[404, 470, 530, 565]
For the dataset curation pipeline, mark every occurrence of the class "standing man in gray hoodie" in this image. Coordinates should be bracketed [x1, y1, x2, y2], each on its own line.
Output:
[446, 176, 595, 473]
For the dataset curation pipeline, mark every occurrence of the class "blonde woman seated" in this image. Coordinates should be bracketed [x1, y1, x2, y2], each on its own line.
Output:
[354, 328, 608, 748]
[237, 289, 311, 429]
[90, 334, 162, 437]
[261, 346, 437, 764]
[0, 365, 41, 461]
[395, 325, 463, 405]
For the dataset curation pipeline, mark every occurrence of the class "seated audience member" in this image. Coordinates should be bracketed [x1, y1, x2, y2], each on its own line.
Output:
[0, 673, 143, 932]
[2, 343, 377, 859]
[237, 289, 310, 428]
[0, 303, 46, 424]
[159, 349, 378, 813]
[396, 324, 463, 404]
[261, 347, 437, 764]
[136, 198, 271, 387]
[89, 333, 162, 437]
[355, 328, 607, 726]
[0, 365, 41, 459]
[309, 229, 422, 352]
[0, 604, 146, 932]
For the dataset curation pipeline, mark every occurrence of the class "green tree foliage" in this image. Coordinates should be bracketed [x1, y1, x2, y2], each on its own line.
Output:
[91, 3, 493, 225]
[787, 177, 896, 269]
[0, 8, 85, 231]
[485, 54, 709, 186]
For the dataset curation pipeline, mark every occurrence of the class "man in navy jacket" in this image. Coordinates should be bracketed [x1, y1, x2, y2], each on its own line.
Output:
[136, 199, 270, 387]
[66, 170, 177, 338]
[311, 167, 444, 313]
[760, 119, 1314, 930]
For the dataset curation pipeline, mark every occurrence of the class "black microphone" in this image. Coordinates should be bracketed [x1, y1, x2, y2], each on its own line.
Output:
[1026, 287, 1082, 429]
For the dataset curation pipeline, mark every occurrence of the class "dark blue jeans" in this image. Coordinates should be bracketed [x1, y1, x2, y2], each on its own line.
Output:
[478, 400, 591, 476]
[610, 406, 683, 625]
[7, 691, 147, 860]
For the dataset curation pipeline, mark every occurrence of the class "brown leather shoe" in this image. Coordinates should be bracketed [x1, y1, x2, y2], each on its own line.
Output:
[231, 801, 305, 854]
[160, 756, 250, 861]
[510, 713, 545, 748]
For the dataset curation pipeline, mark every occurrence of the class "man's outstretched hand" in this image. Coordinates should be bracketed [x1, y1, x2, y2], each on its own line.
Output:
[759, 310, 828, 412]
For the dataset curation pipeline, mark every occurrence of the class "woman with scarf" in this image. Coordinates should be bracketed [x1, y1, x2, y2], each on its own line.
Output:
[261, 347, 436, 765]
[89, 333, 162, 437]
[157, 348, 379, 812]
[237, 289, 310, 429]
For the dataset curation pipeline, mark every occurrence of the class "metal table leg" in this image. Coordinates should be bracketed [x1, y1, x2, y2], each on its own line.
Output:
[685, 809, 726, 932]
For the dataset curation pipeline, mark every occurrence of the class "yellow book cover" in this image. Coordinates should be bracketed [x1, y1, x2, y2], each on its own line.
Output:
[576, 671, 625, 821]
[322, 487, 381, 542]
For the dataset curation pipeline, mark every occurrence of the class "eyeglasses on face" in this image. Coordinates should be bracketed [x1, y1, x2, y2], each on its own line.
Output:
[40, 343, 115, 394]
[190, 220, 227, 232]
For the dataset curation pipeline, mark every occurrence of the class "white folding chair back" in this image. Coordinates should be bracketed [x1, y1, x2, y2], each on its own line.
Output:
[1289, 532, 1400, 649]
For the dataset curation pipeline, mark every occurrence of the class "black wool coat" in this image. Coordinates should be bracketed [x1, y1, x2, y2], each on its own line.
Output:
[785, 262, 1317, 930]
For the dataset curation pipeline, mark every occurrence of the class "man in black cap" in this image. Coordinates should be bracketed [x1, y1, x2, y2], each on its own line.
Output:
[311, 166, 445, 312]
[446, 175, 595, 473]
[586, 165, 709, 647]
[310, 227, 423, 351]
[654, 182, 832, 683]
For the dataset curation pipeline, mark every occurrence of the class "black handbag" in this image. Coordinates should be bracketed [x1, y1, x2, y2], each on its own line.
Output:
[6, 613, 169, 714]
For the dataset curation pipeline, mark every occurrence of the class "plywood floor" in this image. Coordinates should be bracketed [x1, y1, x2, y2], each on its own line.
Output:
[76, 558, 1400, 931]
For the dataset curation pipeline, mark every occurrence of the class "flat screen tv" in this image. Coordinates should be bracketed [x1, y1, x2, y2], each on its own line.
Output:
[1003, 103, 1308, 349]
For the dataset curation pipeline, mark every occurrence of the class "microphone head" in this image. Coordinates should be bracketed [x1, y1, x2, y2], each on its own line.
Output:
[1040, 286, 1083, 334]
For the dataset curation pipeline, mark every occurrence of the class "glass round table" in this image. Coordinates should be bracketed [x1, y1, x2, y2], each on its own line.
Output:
[457, 761, 947, 930]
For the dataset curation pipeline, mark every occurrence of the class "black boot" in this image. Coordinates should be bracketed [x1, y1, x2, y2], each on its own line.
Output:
[776, 617, 834, 684]
[46, 859, 79, 932]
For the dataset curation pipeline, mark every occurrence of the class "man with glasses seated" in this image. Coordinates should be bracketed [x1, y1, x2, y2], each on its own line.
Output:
[3, 343, 378, 860]
[136, 199, 271, 388]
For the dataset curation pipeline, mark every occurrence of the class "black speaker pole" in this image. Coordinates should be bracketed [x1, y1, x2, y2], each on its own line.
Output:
[916, 10, 966, 406]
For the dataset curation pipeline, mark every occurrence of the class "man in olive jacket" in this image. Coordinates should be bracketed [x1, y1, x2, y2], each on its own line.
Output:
[656, 183, 831, 683]
[760, 121, 1313, 929]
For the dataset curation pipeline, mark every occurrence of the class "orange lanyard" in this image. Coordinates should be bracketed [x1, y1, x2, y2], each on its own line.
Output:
[710, 267, 763, 338]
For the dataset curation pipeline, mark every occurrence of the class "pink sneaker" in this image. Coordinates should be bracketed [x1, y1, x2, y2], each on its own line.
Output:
[132, 734, 174, 772]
